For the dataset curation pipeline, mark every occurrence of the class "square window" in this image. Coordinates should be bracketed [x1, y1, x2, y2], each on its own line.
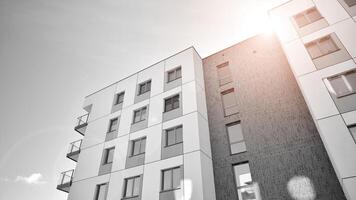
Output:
[161, 167, 181, 191]
[94, 183, 108, 200]
[138, 80, 151, 95]
[164, 94, 180, 112]
[305, 35, 339, 59]
[103, 147, 115, 164]
[108, 118, 118, 132]
[167, 67, 182, 82]
[131, 137, 146, 156]
[123, 176, 141, 198]
[114, 92, 125, 105]
[165, 126, 183, 146]
[327, 70, 356, 97]
[133, 107, 147, 124]
[293, 7, 323, 28]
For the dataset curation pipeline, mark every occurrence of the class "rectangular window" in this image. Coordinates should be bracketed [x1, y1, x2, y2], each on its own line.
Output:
[164, 94, 180, 112]
[221, 88, 238, 116]
[348, 125, 356, 143]
[345, 0, 356, 7]
[94, 183, 108, 200]
[166, 126, 183, 146]
[293, 7, 323, 28]
[114, 92, 125, 105]
[133, 107, 147, 123]
[233, 162, 258, 200]
[123, 176, 141, 198]
[217, 62, 232, 86]
[227, 122, 246, 154]
[108, 118, 119, 132]
[161, 167, 181, 191]
[138, 80, 151, 95]
[327, 70, 356, 98]
[131, 137, 146, 156]
[305, 35, 339, 59]
[167, 67, 182, 82]
[103, 147, 115, 164]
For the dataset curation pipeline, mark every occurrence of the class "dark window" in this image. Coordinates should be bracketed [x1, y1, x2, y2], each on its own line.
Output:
[166, 126, 183, 146]
[133, 107, 147, 123]
[167, 67, 182, 82]
[94, 183, 108, 200]
[164, 94, 180, 112]
[327, 70, 356, 98]
[227, 122, 246, 154]
[131, 137, 146, 156]
[345, 0, 356, 7]
[108, 118, 119, 132]
[138, 80, 151, 95]
[103, 147, 115, 164]
[123, 176, 141, 198]
[305, 35, 339, 59]
[294, 7, 323, 28]
[114, 92, 125, 105]
[161, 167, 181, 191]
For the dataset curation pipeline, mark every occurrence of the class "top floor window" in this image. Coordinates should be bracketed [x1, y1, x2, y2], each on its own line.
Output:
[138, 80, 151, 95]
[114, 92, 125, 105]
[293, 7, 323, 28]
[305, 35, 339, 59]
[167, 67, 182, 82]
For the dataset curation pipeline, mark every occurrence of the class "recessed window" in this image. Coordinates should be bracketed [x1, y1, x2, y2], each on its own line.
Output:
[227, 122, 246, 154]
[138, 80, 151, 95]
[164, 94, 180, 112]
[114, 92, 125, 105]
[103, 147, 115, 165]
[327, 70, 356, 98]
[348, 125, 356, 143]
[108, 118, 119, 132]
[167, 67, 182, 82]
[161, 166, 181, 191]
[131, 137, 146, 156]
[166, 126, 183, 146]
[123, 176, 141, 198]
[345, 0, 356, 7]
[94, 183, 108, 200]
[217, 62, 232, 86]
[294, 7, 323, 28]
[233, 162, 258, 199]
[305, 35, 339, 59]
[221, 88, 238, 116]
[133, 107, 147, 124]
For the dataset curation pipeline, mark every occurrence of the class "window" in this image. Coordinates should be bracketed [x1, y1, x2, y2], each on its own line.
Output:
[103, 147, 115, 164]
[345, 0, 356, 7]
[166, 126, 183, 146]
[108, 118, 119, 132]
[161, 167, 181, 191]
[133, 107, 147, 123]
[233, 163, 258, 200]
[327, 70, 356, 97]
[131, 137, 146, 156]
[348, 125, 356, 143]
[227, 122, 246, 154]
[294, 7, 323, 28]
[221, 88, 238, 116]
[123, 176, 141, 198]
[167, 67, 182, 82]
[217, 62, 232, 86]
[94, 183, 108, 200]
[305, 35, 339, 59]
[138, 80, 151, 95]
[114, 92, 125, 105]
[164, 94, 180, 112]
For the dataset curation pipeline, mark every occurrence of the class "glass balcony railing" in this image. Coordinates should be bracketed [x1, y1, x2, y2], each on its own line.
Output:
[66, 139, 82, 162]
[57, 169, 74, 193]
[237, 183, 261, 200]
[74, 113, 89, 135]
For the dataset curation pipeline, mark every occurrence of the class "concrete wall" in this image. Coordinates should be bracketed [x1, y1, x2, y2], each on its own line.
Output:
[202, 34, 345, 200]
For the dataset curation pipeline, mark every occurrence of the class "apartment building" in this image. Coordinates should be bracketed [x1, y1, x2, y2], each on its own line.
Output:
[269, 0, 356, 199]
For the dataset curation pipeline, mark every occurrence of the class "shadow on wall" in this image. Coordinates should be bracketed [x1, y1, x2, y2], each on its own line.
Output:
[287, 176, 316, 200]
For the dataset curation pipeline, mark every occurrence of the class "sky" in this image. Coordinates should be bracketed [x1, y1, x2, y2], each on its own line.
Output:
[0, 0, 288, 199]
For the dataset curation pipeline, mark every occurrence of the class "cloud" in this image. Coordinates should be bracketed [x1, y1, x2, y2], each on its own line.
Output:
[15, 173, 46, 184]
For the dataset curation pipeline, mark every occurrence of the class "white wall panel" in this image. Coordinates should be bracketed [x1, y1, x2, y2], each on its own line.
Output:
[195, 83, 208, 120]
[148, 94, 163, 126]
[68, 174, 110, 200]
[200, 152, 216, 200]
[182, 81, 198, 115]
[197, 114, 211, 158]
[314, 0, 349, 24]
[335, 19, 356, 58]
[193, 48, 205, 90]
[115, 74, 137, 108]
[343, 177, 356, 200]
[184, 151, 204, 200]
[165, 48, 195, 85]
[342, 110, 356, 126]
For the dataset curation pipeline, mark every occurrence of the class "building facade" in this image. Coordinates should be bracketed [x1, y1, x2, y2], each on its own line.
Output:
[269, 0, 356, 199]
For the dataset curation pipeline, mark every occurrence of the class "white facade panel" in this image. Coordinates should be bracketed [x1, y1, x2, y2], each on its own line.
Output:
[200, 152, 216, 200]
[165, 48, 195, 85]
[314, 0, 350, 24]
[111, 135, 129, 172]
[343, 177, 356, 200]
[148, 94, 163, 126]
[183, 151, 204, 200]
[342, 110, 356, 126]
[197, 113, 212, 158]
[182, 81, 198, 115]
[68, 174, 110, 200]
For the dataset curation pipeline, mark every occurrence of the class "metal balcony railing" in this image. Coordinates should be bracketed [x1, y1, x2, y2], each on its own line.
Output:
[57, 169, 74, 193]
[237, 183, 261, 200]
[74, 113, 89, 135]
[66, 139, 82, 162]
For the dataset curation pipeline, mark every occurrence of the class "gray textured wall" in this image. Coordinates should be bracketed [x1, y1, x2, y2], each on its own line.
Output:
[202, 34, 346, 200]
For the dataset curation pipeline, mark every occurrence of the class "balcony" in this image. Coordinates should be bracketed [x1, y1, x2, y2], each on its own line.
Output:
[57, 169, 74, 193]
[237, 183, 261, 200]
[74, 113, 88, 135]
[66, 139, 82, 162]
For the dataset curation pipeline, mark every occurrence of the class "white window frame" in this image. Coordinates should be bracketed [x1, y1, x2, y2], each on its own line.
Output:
[167, 66, 182, 83]
[138, 80, 151, 95]
[133, 107, 147, 124]
[293, 7, 323, 28]
[305, 35, 340, 59]
[131, 137, 146, 156]
[165, 125, 183, 147]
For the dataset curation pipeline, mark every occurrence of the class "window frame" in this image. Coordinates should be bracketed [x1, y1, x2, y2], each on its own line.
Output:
[221, 88, 238, 116]
[132, 106, 147, 124]
[114, 92, 125, 105]
[305, 35, 340, 60]
[226, 121, 246, 155]
[293, 7, 323, 28]
[216, 62, 232, 86]
[165, 125, 183, 147]
[107, 117, 119, 133]
[326, 69, 356, 98]
[123, 176, 141, 198]
[94, 183, 109, 200]
[164, 94, 180, 112]
[138, 80, 151, 95]
[167, 66, 182, 83]
[161, 166, 182, 192]
[130, 137, 146, 157]
[103, 147, 115, 165]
